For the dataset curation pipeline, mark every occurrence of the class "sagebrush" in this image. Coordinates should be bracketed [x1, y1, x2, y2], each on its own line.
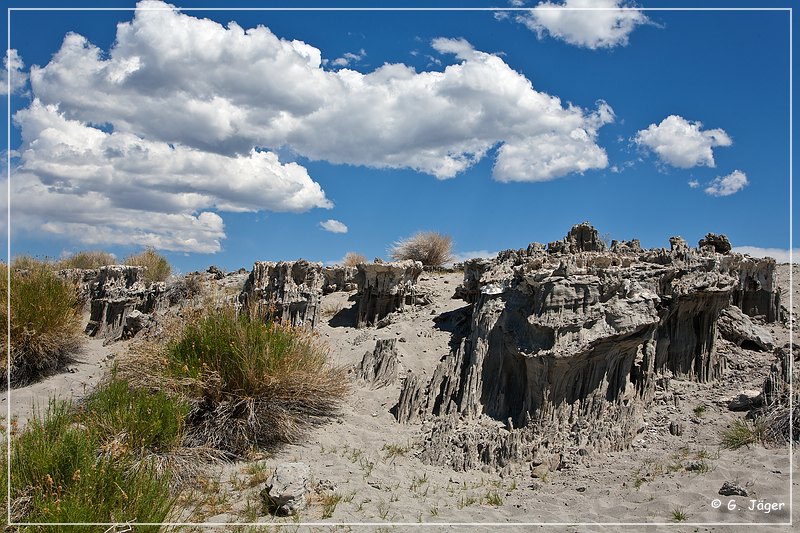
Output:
[390, 231, 453, 267]
[342, 252, 367, 267]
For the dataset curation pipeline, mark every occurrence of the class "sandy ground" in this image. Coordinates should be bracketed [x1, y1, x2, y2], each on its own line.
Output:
[6, 268, 799, 531]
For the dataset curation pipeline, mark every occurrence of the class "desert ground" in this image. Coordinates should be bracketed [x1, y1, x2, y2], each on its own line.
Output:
[4, 260, 798, 532]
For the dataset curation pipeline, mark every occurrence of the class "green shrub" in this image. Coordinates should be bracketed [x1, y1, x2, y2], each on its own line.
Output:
[0, 262, 84, 388]
[124, 248, 172, 283]
[390, 231, 453, 267]
[6, 398, 174, 528]
[56, 250, 116, 270]
[80, 376, 189, 455]
[721, 419, 765, 449]
[164, 306, 348, 455]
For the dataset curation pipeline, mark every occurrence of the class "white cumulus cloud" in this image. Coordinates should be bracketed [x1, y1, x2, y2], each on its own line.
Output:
[13, 1, 618, 252]
[330, 48, 366, 67]
[732, 246, 799, 264]
[1, 49, 28, 95]
[320, 219, 348, 234]
[515, 0, 649, 50]
[704, 170, 749, 197]
[11, 100, 331, 252]
[634, 115, 732, 168]
[27, 1, 612, 183]
[450, 250, 499, 263]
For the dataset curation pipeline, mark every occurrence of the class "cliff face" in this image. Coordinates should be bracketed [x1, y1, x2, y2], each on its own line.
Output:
[395, 224, 782, 472]
[354, 260, 423, 328]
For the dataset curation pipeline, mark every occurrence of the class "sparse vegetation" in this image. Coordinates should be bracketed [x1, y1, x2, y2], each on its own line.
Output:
[671, 506, 688, 522]
[721, 419, 765, 449]
[5, 398, 175, 526]
[342, 252, 367, 267]
[1, 262, 84, 388]
[154, 305, 348, 455]
[693, 404, 707, 417]
[389, 231, 453, 267]
[484, 490, 503, 506]
[56, 250, 116, 270]
[321, 492, 342, 518]
[125, 247, 172, 283]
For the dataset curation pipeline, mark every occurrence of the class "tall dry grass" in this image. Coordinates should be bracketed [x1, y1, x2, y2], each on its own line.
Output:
[390, 231, 453, 267]
[0, 262, 84, 388]
[342, 252, 367, 267]
[124, 248, 172, 283]
[56, 250, 116, 270]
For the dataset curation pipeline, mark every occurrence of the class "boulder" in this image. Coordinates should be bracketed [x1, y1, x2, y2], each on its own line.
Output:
[261, 462, 310, 516]
[719, 481, 749, 497]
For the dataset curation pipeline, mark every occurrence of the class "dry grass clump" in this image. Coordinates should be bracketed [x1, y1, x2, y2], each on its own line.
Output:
[10, 254, 52, 271]
[56, 250, 116, 270]
[389, 231, 453, 267]
[126, 305, 348, 457]
[124, 248, 172, 283]
[0, 262, 84, 388]
[342, 252, 367, 267]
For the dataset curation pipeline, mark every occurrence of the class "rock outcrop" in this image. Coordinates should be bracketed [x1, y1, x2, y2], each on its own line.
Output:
[240, 260, 324, 328]
[357, 338, 400, 388]
[56, 268, 100, 305]
[699, 233, 732, 254]
[261, 462, 310, 516]
[394, 223, 782, 472]
[355, 260, 423, 328]
[717, 305, 774, 351]
[84, 265, 166, 341]
[322, 266, 358, 294]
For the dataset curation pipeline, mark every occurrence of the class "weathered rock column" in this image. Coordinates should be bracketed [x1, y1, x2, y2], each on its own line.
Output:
[355, 260, 422, 328]
[85, 265, 165, 340]
[240, 260, 324, 328]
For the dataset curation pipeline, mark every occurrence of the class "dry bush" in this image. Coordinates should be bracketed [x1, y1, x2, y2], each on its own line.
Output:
[56, 250, 116, 270]
[125, 248, 172, 283]
[121, 305, 348, 457]
[390, 231, 453, 267]
[342, 252, 367, 267]
[0, 262, 84, 388]
[10, 254, 52, 271]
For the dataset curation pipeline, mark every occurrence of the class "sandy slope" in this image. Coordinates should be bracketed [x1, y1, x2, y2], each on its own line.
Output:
[6, 268, 798, 531]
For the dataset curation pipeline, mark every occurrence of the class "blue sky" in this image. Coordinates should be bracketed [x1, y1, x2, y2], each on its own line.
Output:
[2, 0, 795, 273]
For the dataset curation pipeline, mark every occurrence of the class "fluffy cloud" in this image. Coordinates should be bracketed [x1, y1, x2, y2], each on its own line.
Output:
[515, 0, 649, 49]
[330, 48, 366, 67]
[14, 1, 616, 252]
[319, 219, 348, 234]
[634, 115, 732, 168]
[27, 1, 612, 183]
[450, 249, 499, 263]
[11, 100, 331, 252]
[732, 246, 799, 264]
[704, 170, 748, 197]
[1, 49, 28, 95]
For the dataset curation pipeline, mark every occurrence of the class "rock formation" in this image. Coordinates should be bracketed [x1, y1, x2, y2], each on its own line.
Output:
[84, 265, 166, 340]
[355, 260, 423, 328]
[717, 305, 774, 351]
[394, 223, 783, 472]
[322, 266, 358, 294]
[699, 233, 732, 254]
[261, 462, 310, 516]
[357, 338, 400, 388]
[240, 260, 324, 328]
